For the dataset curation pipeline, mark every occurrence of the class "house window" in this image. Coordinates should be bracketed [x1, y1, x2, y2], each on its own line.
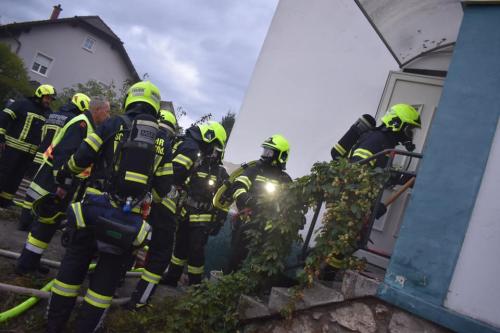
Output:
[83, 36, 96, 52]
[31, 52, 53, 76]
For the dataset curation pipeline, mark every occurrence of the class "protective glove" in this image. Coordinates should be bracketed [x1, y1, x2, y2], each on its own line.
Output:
[55, 164, 74, 191]
[375, 203, 387, 219]
[235, 192, 256, 211]
[388, 171, 416, 187]
[402, 141, 416, 152]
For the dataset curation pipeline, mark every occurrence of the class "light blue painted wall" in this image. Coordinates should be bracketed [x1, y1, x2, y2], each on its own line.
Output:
[379, 5, 500, 333]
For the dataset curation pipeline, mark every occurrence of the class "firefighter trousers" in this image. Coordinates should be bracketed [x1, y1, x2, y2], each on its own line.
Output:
[129, 200, 177, 306]
[0, 146, 35, 207]
[18, 163, 53, 231]
[46, 195, 141, 333]
[164, 215, 209, 286]
[225, 220, 251, 274]
[17, 165, 71, 273]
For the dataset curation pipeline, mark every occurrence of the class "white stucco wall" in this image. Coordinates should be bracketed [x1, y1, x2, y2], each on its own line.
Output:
[224, 0, 398, 178]
[5, 23, 133, 92]
[445, 119, 500, 328]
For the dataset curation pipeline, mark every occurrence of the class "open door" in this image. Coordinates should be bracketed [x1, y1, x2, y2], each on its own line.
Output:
[356, 71, 444, 268]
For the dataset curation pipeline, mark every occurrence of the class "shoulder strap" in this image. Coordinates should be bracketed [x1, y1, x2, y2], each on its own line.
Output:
[119, 114, 133, 131]
[348, 128, 377, 159]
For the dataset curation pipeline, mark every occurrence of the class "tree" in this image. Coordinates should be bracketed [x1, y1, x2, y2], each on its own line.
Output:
[220, 110, 236, 139]
[191, 113, 212, 127]
[174, 106, 213, 134]
[52, 79, 132, 115]
[0, 43, 33, 106]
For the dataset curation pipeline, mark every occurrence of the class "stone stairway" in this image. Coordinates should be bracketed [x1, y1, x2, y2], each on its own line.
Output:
[238, 270, 380, 320]
[237, 270, 450, 333]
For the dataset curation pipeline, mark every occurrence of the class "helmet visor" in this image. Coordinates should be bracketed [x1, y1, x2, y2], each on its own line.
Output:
[261, 147, 275, 158]
[210, 146, 223, 160]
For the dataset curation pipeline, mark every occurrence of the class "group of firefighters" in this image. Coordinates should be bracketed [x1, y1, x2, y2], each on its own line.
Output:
[0, 80, 421, 333]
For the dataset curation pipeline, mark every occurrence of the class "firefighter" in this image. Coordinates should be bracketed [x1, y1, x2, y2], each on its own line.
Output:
[15, 96, 110, 275]
[127, 120, 227, 309]
[224, 134, 292, 273]
[0, 84, 56, 207]
[349, 104, 421, 166]
[45, 81, 174, 333]
[325, 103, 421, 279]
[18, 93, 92, 231]
[116, 109, 179, 275]
[162, 129, 229, 286]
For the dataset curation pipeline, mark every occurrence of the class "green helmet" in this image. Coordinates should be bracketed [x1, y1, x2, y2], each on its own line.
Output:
[198, 121, 227, 148]
[124, 81, 161, 114]
[71, 93, 91, 112]
[381, 104, 421, 132]
[261, 134, 290, 165]
[34, 84, 57, 99]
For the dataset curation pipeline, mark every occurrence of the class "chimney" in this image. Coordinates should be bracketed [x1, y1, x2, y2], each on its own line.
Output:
[50, 4, 62, 20]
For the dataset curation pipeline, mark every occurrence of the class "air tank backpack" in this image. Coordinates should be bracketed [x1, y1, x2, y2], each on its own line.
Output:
[109, 113, 159, 212]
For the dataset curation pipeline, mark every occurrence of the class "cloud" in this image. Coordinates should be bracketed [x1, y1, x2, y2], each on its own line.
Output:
[178, 113, 196, 132]
[1, 0, 279, 122]
[125, 26, 206, 103]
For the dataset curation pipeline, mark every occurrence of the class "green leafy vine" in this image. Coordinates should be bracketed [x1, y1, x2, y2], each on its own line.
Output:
[106, 159, 387, 332]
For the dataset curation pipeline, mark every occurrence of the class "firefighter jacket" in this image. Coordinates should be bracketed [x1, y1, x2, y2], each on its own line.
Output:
[33, 103, 80, 166]
[348, 128, 400, 168]
[153, 128, 204, 215]
[25, 111, 96, 202]
[181, 159, 229, 223]
[0, 97, 51, 155]
[230, 160, 292, 211]
[172, 128, 204, 186]
[63, 110, 174, 208]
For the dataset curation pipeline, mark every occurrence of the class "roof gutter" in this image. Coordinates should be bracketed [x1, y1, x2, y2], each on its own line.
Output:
[13, 36, 21, 54]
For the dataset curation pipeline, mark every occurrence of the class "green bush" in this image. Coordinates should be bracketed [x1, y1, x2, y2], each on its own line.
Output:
[0, 43, 33, 106]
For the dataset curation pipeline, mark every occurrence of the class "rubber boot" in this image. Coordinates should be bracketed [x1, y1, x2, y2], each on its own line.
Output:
[75, 302, 108, 333]
[126, 279, 158, 310]
[46, 293, 78, 333]
[160, 263, 183, 287]
[188, 272, 202, 286]
[15, 247, 49, 275]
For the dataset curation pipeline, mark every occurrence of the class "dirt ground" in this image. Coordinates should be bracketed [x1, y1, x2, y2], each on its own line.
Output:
[0, 206, 182, 332]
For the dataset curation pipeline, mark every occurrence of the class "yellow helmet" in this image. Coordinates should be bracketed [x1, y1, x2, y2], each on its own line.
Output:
[261, 134, 290, 165]
[34, 84, 57, 99]
[198, 121, 227, 148]
[124, 81, 161, 114]
[71, 93, 91, 112]
[381, 104, 421, 132]
[159, 109, 177, 134]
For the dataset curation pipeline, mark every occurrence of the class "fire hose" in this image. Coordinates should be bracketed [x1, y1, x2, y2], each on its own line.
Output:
[0, 249, 144, 322]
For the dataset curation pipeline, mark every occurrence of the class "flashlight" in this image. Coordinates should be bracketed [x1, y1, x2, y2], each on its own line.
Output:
[265, 182, 276, 194]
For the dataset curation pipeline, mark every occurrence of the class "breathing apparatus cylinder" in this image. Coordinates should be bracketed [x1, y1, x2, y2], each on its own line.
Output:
[331, 114, 376, 160]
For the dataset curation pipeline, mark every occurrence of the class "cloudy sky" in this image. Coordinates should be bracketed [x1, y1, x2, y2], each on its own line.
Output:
[1, 0, 278, 128]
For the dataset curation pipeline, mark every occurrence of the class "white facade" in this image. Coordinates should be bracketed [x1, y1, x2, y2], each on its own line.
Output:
[0, 21, 135, 92]
[224, 0, 398, 178]
[445, 119, 500, 328]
